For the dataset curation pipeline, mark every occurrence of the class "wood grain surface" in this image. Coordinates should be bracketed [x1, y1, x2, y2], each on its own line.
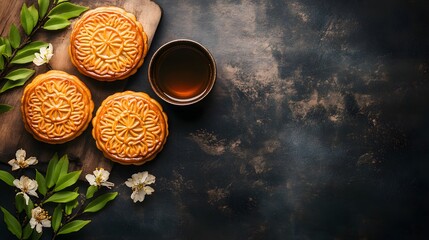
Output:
[0, 0, 162, 175]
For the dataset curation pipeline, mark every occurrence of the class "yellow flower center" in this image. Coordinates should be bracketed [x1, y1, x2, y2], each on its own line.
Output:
[17, 159, 28, 168]
[95, 176, 103, 185]
[131, 182, 146, 192]
[35, 209, 50, 222]
[95, 168, 105, 185]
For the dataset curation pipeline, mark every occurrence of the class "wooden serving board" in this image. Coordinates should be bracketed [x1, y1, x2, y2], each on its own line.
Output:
[0, 0, 162, 175]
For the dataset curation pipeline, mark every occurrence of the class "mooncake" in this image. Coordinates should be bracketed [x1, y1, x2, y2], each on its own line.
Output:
[69, 7, 148, 81]
[92, 91, 168, 165]
[21, 70, 94, 144]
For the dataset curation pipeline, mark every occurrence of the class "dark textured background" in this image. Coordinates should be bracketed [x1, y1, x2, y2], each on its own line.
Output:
[2, 0, 429, 239]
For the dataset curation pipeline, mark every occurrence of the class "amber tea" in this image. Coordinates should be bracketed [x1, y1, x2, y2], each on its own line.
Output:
[149, 39, 216, 106]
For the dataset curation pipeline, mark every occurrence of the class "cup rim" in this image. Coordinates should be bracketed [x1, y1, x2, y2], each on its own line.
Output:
[148, 39, 217, 106]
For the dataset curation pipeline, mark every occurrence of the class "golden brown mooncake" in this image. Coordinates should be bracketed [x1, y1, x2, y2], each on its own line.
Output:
[92, 91, 168, 165]
[69, 6, 148, 81]
[21, 70, 94, 144]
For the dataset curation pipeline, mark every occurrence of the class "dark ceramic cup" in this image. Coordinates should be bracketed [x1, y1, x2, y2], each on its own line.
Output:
[148, 39, 216, 106]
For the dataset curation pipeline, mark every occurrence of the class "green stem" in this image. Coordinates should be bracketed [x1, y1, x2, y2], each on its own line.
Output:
[51, 194, 85, 240]
[40, 190, 54, 206]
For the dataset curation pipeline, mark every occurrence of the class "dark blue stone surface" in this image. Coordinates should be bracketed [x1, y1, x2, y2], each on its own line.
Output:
[1, 0, 429, 239]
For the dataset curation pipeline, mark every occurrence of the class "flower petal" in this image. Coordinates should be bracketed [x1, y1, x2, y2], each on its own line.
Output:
[28, 179, 38, 190]
[8, 160, 20, 171]
[135, 190, 146, 202]
[131, 190, 146, 203]
[85, 174, 96, 186]
[11, 165, 20, 171]
[136, 172, 148, 183]
[144, 186, 155, 195]
[33, 57, 45, 66]
[46, 53, 53, 62]
[30, 218, 37, 229]
[13, 179, 21, 188]
[16, 149, 26, 161]
[48, 43, 53, 54]
[36, 223, 43, 233]
[145, 174, 156, 185]
[101, 181, 115, 189]
[41, 219, 51, 228]
[26, 157, 38, 166]
[125, 179, 134, 188]
[40, 46, 47, 56]
[28, 190, 39, 198]
[131, 191, 138, 202]
[100, 170, 110, 181]
[23, 193, 30, 205]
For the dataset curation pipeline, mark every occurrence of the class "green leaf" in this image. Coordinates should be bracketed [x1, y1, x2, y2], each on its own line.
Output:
[0, 44, 5, 54]
[35, 170, 47, 196]
[57, 220, 91, 235]
[25, 198, 34, 218]
[4, 68, 35, 81]
[21, 4, 34, 35]
[51, 155, 69, 189]
[44, 191, 79, 203]
[11, 41, 48, 64]
[28, 5, 39, 29]
[45, 153, 59, 188]
[57, 0, 69, 3]
[15, 194, 26, 213]
[43, 16, 70, 30]
[48, 2, 88, 20]
[58, 155, 69, 177]
[64, 198, 78, 215]
[1, 68, 35, 93]
[54, 170, 81, 192]
[0, 170, 14, 186]
[30, 230, 42, 240]
[0, 207, 22, 239]
[52, 204, 63, 232]
[14, 194, 34, 218]
[0, 39, 11, 58]
[0, 104, 13, 113]
[8, 24, 20, 49]
[85, 185, 98, 199]
[38, 0, 49, 19]
[83, 192, 118, 213]
[18, 41, 48, 53]
[0, 55, 4, 70]
[3, 39, 12, 57]
[0, 78, 29, 93]
[23, 222, 33, 239]
[15, 195, 34, 218]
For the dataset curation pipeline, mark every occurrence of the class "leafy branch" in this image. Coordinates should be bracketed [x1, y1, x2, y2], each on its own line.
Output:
[0, 153, 118, 240]
[0, 0, 88, 113]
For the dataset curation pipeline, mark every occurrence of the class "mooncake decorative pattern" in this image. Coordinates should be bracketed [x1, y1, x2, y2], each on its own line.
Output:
[69, 7, 148, 81]
[92, 91, 168, 165]
[21, 70, 94, 144]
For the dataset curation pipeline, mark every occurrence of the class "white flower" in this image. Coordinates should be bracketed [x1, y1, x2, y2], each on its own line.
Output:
[125, 171, 155, 203]
[8, 148, 38, 171]
[85, 168, 114, 189]
[13, 176, 38, 205]
[29, 207, 51, 233]
[33, 43, 53, 66]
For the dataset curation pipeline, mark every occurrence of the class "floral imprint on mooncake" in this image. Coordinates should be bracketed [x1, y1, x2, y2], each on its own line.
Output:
[69, 7, 148, 81]
[21, 70, 94, 144]
[92, 91, 168, 165]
